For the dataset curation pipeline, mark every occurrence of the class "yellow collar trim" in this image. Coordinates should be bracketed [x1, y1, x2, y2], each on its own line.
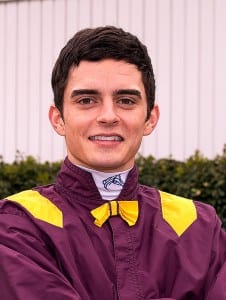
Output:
[7, 190, 63, 228]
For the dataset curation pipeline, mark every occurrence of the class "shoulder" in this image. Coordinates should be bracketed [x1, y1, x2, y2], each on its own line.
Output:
[1, 189, 63, 228]
[159, 191, 199, 236]
[139, 185, 220, 236]
[159, 190, 219, 227]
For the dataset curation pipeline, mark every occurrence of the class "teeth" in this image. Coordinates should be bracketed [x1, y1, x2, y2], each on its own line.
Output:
[89, 136, 122, 141]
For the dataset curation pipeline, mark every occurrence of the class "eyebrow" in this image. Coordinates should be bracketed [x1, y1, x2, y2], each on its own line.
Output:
[113, 89, 142, 98]
[70, 88, 142, 98]
[71, 89, 99, 98]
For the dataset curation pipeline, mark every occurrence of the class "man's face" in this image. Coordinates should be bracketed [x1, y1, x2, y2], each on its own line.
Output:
[49, 59, 159, 172]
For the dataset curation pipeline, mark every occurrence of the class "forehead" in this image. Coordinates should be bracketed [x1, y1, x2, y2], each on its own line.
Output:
[66, 59, 144, 90]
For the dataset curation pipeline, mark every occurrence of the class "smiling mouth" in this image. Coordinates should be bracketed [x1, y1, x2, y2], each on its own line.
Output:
[89, 135, 123, 141]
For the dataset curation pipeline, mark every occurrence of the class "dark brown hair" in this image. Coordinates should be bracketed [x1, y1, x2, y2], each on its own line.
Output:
[51, 26, 155, 118]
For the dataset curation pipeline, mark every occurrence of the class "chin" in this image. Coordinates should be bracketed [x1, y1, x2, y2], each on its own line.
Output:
[91, 161, 122, 172]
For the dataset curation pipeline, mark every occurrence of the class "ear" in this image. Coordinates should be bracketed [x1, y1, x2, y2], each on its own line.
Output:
[48, 105, 65, 136]
[143, 104, 160, 136]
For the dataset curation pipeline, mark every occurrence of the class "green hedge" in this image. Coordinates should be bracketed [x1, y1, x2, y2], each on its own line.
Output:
[0, 149, 226, 227]
[0, 154, 61, 198]
[137, 150, 226, 227]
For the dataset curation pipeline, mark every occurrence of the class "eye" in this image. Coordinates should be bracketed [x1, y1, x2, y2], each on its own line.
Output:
[77, 97, 95, 105]
[118, 97, 135, 105]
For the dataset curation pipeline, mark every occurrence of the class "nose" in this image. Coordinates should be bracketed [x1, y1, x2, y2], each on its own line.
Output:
[96, 101, 120, 125]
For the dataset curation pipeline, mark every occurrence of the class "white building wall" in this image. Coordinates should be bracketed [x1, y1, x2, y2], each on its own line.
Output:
[0, 0, 226, 162]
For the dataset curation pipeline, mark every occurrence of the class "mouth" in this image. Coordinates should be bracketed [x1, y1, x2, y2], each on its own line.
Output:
[88, 135, 124, 141]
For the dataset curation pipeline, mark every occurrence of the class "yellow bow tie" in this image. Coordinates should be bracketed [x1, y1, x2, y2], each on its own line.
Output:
[90, 200, 139, 227]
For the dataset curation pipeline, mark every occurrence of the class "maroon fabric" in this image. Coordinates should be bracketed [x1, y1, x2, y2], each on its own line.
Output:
[0, 157, 226, 299]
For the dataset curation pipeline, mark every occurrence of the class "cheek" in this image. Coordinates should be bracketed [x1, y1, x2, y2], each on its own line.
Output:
[64, 118, 88, 142]
[128, 118, 147, 134]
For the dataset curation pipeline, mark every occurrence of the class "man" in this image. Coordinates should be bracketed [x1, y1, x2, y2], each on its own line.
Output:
[0, 26, 225, 299]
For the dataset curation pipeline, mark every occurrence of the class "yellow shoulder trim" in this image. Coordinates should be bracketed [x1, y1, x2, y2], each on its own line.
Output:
[159, 191, 197, 236]
[6, 190, 63, 228]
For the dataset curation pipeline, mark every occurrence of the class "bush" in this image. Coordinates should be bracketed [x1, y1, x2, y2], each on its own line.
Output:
[1, 149, 226, 227]
[0, 153, 61, 198]
[137, 150, 226, 227]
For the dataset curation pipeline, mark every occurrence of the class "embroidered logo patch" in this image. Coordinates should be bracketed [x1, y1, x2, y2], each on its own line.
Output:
[102, 174, 124, 190]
